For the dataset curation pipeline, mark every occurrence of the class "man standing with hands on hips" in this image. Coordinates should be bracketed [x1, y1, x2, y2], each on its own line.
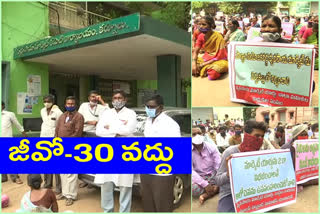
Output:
[141, 94, 181, 212]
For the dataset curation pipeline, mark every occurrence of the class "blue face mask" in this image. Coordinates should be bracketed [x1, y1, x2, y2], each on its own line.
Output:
[198, 28, 210, 33]
[235, 130, 242, 135]
[65, 106, 76, 112]
[145, 106, 157, 118]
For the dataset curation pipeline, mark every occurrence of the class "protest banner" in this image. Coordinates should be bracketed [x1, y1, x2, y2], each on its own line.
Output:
[246, 27, 261, 41]
[228, 149, 297, 213]
[228, 42, 315, 106]
[215, 21, 224, 34]
[292, 139, 319, 184]
[282, 22, 294, 40]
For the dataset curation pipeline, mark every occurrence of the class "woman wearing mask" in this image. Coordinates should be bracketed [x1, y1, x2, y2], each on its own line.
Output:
[259, 15, 289, 43]
[224, 20, 246, 44]
[298, 17, 313, 41]
[192, 16, 228, 80]
[300, 19, 318, 69]
[260, 15, 316, 91]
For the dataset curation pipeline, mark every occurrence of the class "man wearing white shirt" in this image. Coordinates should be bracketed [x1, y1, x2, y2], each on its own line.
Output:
[1, 101, 26, 184]
[141, 94, 180, 212]
[95, 90, 137, 213]
[1, 102, 27, 138]
[40, 95, 63, 193]
[78, 90, 109, 136]
[216, 126, 230, 153]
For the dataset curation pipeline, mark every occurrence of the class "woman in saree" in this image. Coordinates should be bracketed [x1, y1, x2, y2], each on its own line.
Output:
[300, 19, 318, 70]
[18, 174, 58, 212]
[192, 16, 228, 80]
[224, 20, 246, 44]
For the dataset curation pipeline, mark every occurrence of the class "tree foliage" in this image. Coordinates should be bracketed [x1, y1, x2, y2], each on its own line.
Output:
[217, 2, 243, 15]
[243, 107, 257, 122]
[151, 2, 191, 30]
[191, 1, 212, 13]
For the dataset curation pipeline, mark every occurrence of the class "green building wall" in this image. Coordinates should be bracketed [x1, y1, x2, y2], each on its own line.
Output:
[2, 2, 49, 134]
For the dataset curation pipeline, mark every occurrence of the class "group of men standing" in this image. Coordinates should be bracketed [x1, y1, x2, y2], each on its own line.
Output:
[1, 90, 181, 212]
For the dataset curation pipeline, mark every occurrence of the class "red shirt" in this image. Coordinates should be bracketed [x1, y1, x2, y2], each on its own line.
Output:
[195, 33, 206, 49]
[302, 28, 314, 40]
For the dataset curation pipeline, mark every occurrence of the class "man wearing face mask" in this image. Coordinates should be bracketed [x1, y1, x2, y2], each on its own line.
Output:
[78, 90, 109, 136]
[95, 89, 137, 213]
[228, 124, 243, 146]
[55, 96, 84, 206]
[40, 95, 63, 194]
[141, 94, 180, 212]
[198, 125, 219, 152]
[192, 127, 221, 205]
[215, 120, 267, 212]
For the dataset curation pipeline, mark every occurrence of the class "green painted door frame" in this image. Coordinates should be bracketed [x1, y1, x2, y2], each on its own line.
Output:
[157, 55, 182, 107]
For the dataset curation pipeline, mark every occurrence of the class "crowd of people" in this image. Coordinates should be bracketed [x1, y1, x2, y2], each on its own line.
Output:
[192, 114, 318, 211]
[192, 10, 319, 80]
[2, 91, 181, 212]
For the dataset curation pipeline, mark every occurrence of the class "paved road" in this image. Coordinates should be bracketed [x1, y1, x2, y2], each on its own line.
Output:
[192, 184, 318, 212]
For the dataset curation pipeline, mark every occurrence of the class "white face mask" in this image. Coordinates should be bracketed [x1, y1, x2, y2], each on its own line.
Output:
[112, 100, 126, 109]
[44, 102, 53, 109]
[260, 32, 281, 42]
[192, 134, 204, 145]
[314, 132, 319, 139]
[89, 101, 97, 106]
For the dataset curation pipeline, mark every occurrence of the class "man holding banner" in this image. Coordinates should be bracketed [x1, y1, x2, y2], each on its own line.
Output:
[216, 120, 267, 212]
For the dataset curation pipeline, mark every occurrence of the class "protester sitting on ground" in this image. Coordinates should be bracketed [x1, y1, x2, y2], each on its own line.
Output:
[19, 174, 58, 212]
[294, 17, 303, 37]
[216, 120, 267, 212]
[192, 127, 221, 205]
[260, 15, 289, 43]
[216, 126, 231, 153]
[192, 15, 228, 80]
[198, 125, 219, 153]
[268, 126, 285, 149]
[261, 15, 316, 91]
[228, 124, 243, 145]
[280, 124, 318, 191]
[300, 19, 318, 69]
[298, 17, 313, 41]
[228, 126, 235, 136]
[208, 127, 217, 142]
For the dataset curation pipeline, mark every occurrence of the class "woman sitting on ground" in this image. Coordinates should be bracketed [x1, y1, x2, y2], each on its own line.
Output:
[192, 16, 228, 80]
[19, 174, 58, 212]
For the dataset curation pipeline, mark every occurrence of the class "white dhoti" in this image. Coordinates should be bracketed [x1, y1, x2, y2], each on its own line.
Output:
[60, 174, 78, 200]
